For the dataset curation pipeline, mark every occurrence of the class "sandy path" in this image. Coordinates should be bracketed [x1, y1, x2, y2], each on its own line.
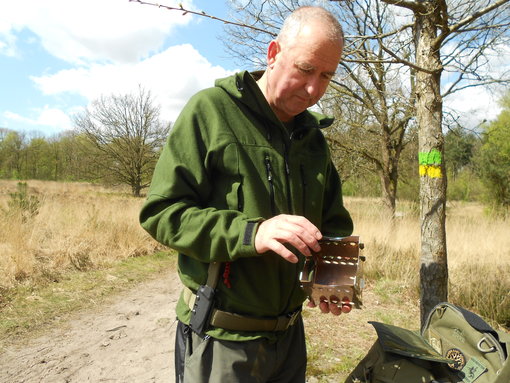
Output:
[0, 269, 181, 383]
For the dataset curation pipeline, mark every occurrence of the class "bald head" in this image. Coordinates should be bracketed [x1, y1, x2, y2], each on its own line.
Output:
[256, 6, 344, 122]
[277, 6, 344, 53]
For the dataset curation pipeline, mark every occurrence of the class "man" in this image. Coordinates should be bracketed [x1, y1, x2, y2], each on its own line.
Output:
[140, 6, 353, 383]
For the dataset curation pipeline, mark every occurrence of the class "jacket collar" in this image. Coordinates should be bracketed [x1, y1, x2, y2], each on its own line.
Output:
[215, 70, 335, 131]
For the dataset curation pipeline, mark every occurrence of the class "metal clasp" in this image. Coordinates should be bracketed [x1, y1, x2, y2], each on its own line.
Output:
[287, 309, 301, 328]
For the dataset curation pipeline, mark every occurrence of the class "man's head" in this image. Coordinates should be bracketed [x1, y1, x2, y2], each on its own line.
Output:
[258, 6, 344, 122]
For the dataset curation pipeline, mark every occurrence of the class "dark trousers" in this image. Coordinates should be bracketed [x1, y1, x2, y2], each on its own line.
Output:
[174, 318, 307, 383]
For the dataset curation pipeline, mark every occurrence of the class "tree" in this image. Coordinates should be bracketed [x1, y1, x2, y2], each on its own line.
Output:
[444, 125, 478, 179]
[382, 0, 510, 324]
[25, 136, 51, 180]
[55, 131, 90, 181]
[73, 86, 170, 197]
[0, 130, 26, 179]
[477, 93, 510, 208]
[325, 0, 418, 215]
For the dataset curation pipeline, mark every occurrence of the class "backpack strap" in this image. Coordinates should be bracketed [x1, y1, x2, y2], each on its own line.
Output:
[429, 303, 503, 345]
[454, 304, 500, 340]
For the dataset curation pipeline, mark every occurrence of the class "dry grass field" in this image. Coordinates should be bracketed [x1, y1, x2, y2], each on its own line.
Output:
[0, 180, 508, 382]
[348, 196, 510, 327]
[0, 180, 163, 289]
[0, 180, 508, 325]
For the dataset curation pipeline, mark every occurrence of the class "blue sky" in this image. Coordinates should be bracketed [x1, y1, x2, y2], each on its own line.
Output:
[0, 0, 240, 136]
[0, 0, 505, 137]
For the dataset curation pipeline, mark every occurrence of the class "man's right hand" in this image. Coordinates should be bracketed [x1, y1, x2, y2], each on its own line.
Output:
[254, 214, 322, 263]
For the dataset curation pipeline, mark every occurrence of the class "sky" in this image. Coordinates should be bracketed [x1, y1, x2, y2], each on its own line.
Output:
[0, 0, 239, 136]
[0, 0, 506, 137]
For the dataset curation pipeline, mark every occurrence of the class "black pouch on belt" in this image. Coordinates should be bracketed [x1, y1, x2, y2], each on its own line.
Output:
[189, 284, 215, 335]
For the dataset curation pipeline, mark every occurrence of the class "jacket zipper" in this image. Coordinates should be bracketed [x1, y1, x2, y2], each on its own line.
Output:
[264, 155, 276, 216]
[283, 143, 293, 214]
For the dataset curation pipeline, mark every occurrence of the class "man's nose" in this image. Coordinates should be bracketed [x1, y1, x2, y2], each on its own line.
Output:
[305, 76, 323, 100]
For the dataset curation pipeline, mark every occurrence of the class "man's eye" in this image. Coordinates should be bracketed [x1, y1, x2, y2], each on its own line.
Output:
[299, 67, 313, 74]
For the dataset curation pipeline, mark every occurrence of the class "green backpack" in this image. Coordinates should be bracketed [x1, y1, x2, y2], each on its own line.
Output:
[345, 302, 510, 383]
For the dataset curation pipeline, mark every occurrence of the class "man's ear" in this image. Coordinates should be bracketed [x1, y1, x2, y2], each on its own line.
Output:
[267, 40, 280, 68]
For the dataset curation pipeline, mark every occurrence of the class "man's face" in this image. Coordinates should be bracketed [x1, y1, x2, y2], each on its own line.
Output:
[265, 23, 343, 122]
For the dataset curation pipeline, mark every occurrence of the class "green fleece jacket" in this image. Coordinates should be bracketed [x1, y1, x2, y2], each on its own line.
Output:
[139, 71, 353, 341]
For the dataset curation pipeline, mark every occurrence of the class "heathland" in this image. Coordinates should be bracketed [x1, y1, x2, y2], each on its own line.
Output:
[0, 180, 508, 381]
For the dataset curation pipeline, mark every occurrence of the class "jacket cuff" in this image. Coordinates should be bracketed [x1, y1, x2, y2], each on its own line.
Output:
[238, 218, 264, 257]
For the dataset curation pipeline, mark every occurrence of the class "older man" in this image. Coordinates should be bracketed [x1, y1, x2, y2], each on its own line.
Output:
[140, 6, 353, 383]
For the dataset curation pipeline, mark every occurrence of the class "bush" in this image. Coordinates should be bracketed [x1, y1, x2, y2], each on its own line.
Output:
[447, 169, 485, 202]
[4, 182, 40, 222]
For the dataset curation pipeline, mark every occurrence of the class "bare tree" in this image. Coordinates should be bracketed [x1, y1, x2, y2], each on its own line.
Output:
[74, 86, 170, 197]
[326, 0, 418, 214]
[222, 1, 419, 216]
[380, 0, 510, 324]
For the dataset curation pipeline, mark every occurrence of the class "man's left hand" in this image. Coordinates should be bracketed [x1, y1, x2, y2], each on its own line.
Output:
[306, 298, 351, 316]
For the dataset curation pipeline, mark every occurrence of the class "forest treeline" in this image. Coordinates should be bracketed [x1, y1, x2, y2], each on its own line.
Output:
[1, 88, 509, 209]
[0, 88, 170, 198]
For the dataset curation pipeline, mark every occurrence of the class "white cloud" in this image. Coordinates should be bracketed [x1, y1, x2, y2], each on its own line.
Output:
[4, 106, 75, 131]
[0, 0, 239, 135]
[441, 43, 510, 128]
[0, 0, 196, 64]
[31, 44, 236, 124]
[0, 31, 18, 57]
[444, 86, 502, 129]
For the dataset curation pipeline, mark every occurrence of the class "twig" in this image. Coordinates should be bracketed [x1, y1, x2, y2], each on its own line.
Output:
[128, 0, 276, 37]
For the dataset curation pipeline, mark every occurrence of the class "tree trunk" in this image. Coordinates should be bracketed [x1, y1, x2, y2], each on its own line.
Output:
[380, 128, 397, 216]
[379, 166, 397, 215]
[415, 7, 449, 327]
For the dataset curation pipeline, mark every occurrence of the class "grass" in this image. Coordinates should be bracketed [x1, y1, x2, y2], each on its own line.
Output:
[302, 197, 509, 381]
[0, 180, 163, 288]
[345, 197, 510, 329]
[0, 180, 508, 381]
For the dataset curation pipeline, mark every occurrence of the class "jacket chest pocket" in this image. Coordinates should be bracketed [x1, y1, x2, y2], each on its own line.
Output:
[225, 181, 243, 211]
[209, 142, 243, 211]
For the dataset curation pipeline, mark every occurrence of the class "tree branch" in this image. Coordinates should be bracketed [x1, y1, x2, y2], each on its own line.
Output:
[380, 0, 426, 12]
[447, 0, 510, 36]
[128, 0, 276, 37]
[435, 0, 510, 47]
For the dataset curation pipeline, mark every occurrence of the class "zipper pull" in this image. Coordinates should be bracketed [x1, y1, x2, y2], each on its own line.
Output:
[265, 155, 273, 180]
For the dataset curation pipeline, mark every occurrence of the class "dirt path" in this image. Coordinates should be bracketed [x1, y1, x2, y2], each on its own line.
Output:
[0, 269, 181, 383]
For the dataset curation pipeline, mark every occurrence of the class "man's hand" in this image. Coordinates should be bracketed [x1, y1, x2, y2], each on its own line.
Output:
[306, 298, 352, 316]
[254, 214, 322, 263]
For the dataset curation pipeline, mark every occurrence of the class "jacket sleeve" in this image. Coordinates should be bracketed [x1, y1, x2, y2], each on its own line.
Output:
[321, 158, 353, 237]
[139, 93, 263, 263]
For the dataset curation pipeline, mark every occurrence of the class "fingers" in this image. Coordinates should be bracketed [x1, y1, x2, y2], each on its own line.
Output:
[307, 297, 352, 316]
[265, 239, 299, 263]
[320, 300, 343, 315]
[308, 298, 341, 315]
[254, 214, 322, 262]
